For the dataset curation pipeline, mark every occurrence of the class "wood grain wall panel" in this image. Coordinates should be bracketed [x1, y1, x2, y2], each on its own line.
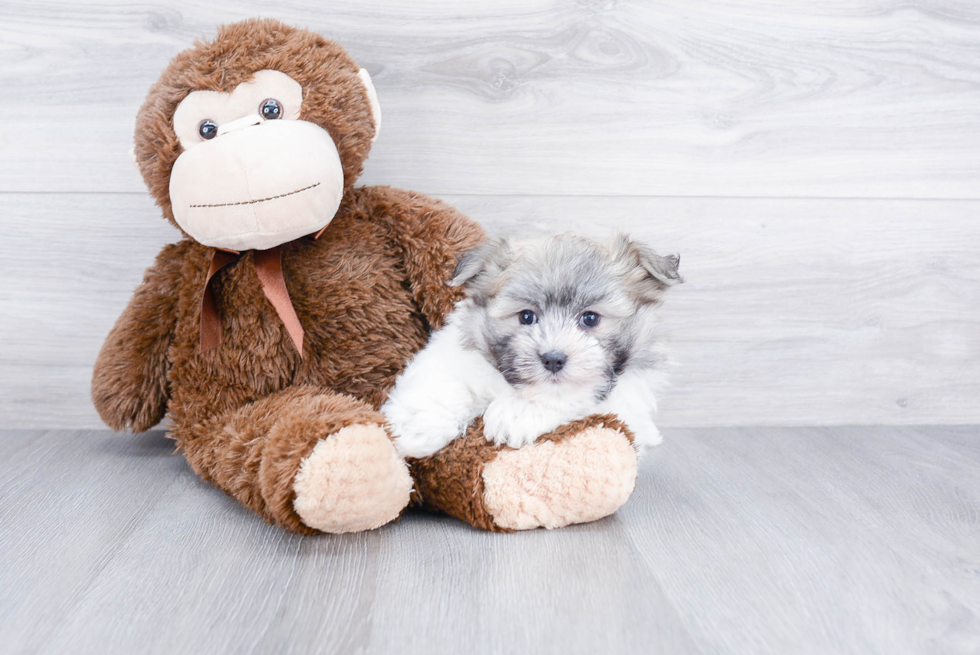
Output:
[2, 1, 979, 197]
[2, 192, 976, 429]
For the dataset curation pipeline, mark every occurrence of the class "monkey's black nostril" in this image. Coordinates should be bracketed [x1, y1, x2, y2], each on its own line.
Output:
[540, 352, 567, 373]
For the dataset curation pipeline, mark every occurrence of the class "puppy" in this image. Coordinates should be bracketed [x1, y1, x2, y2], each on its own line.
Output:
[383, 234, 682, 459]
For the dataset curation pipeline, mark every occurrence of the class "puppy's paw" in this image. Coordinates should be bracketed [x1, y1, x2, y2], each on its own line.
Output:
[621, 415, 663, 450]
[483, 398, 547, 449]
[388, 419, 460, 459]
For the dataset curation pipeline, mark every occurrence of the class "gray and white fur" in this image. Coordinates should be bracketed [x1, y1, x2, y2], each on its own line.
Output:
[383, 234, 682, 459]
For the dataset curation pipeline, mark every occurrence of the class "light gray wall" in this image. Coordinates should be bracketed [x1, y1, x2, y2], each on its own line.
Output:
[2, 1, 978, 428]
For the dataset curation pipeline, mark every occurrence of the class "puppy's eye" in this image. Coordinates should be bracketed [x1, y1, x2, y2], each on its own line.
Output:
[260, 98, 283, 120]
[519, 310, 537, 326]
[579, 312, 601, 328]
[198, 120, 218, 140]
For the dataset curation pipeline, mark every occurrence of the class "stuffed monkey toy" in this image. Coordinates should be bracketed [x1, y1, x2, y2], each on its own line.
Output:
[92, 18, 639, 534]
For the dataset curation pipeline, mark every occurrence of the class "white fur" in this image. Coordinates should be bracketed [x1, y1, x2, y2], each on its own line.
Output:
[382, 306, 509, 458]
[596, 368, 666, 457]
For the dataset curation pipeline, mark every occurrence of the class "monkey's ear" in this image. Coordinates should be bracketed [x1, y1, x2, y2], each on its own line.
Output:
[612, 233, 683, 303]
[357, 69, 382, 143]
[449, 239, 512, 288]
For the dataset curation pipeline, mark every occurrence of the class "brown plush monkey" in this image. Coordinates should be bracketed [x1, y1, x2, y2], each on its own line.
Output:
[92, 18, 638, 534]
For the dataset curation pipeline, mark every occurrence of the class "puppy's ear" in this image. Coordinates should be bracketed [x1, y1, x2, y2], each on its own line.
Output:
[612, 234, 683, 303]
[449, 238, 512, 288]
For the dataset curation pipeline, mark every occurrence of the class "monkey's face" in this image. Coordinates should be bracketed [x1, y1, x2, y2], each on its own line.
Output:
[166, 68, 380, 252]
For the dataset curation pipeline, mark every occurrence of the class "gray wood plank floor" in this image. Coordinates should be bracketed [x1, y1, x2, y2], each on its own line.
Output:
[2, 426, 978, 654]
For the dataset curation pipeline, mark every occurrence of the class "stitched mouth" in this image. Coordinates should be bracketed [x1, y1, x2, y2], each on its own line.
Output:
[190, 182, 321, 208]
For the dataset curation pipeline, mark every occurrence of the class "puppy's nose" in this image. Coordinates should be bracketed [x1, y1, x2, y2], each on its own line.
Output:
[540, 351, 567, 373]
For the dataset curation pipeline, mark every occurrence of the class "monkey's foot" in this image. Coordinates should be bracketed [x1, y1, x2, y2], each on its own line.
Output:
[483, 423, 637, 530]
[410, 415, 637, 532]
[293, 423, 413, 533]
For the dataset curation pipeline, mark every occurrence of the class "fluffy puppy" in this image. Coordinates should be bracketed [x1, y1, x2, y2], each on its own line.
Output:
[383, 234, 682, 459]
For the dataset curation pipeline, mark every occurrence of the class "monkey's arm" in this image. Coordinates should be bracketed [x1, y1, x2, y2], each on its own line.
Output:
[91, 241, 190, 432]
[361, 186, 487, 330]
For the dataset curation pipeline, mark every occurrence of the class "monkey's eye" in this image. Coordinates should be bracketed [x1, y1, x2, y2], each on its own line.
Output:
[519, 310, 537, 326]
[198, 120, 218, 140]
[579, 312, 601, 329]
[260, 98, 283, 120]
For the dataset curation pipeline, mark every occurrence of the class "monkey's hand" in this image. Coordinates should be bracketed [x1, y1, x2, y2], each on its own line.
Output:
[91, 241, 188, 433]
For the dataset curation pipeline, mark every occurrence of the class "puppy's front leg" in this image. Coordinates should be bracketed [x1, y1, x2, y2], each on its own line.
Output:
[383, 318, 506, 459]
[483, 391, 573, 449]
[600, 368, 664, 453]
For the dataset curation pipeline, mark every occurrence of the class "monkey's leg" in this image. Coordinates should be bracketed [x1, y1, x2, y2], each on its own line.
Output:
[175, 386, 412, 534]
[410, 415, 637, 532]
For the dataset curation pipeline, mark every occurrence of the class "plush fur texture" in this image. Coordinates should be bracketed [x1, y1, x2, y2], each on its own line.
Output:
[95, 185, 483, 533]
[93, 19, 644, 533]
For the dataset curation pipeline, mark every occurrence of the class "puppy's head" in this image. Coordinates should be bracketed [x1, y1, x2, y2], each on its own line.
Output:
[451, 234, 682, 400]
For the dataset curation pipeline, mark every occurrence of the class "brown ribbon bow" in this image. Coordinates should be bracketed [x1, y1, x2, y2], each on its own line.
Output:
[200, 245, 305, 356]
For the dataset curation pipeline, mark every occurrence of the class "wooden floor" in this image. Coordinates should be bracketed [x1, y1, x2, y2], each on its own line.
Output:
[2, 426, 978, 654]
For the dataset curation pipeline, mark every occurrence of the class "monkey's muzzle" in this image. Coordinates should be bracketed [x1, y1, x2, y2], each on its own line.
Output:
[169, 118, 345, 251]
